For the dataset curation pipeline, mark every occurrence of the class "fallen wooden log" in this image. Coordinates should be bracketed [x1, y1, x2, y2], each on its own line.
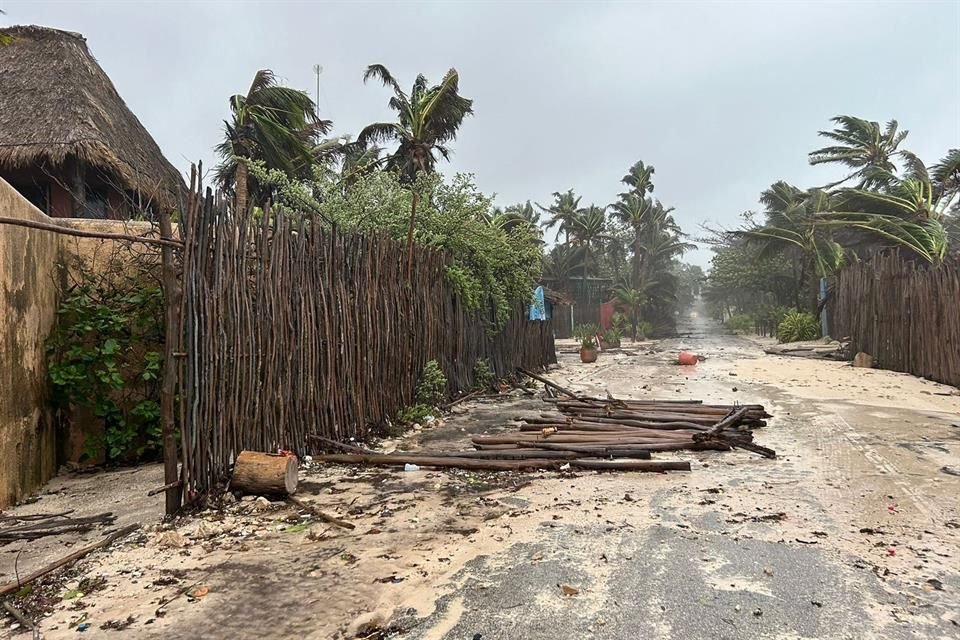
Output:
[508, 443, 655, 457]
[315, 453, 565, 472]
[231, 451, 298, 496]
[0, 524, 140, 597]
[308, 434, 378, 455]
[287, 496, 355, 530]
[525, 441, 726, 454]
[571, 459, 691, 472]
[532, 414, 712, 431]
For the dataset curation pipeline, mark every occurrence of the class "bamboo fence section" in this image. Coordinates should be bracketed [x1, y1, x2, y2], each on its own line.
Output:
[178, 188, 556, 501]
[833, 253, 960, 387]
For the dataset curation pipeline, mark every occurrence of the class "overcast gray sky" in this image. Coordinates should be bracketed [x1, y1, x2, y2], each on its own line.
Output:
[4, 0, 959, 266]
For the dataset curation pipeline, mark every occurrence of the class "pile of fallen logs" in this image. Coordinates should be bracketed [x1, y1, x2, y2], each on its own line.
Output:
[473, 396, 775, 460]
[307, 369, 775, 473]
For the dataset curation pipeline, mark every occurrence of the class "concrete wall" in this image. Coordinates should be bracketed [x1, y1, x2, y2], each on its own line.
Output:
[0, 179, 166, 507]
[0, 179, 61, 508]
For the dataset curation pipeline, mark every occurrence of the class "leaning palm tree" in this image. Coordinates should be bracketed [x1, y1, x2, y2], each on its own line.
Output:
[215, 69, 331, 212]
[808, 116, 908, 190]
[537, 190, 582, 243]
[356, 64, 473, 267]
[740, 181, 949, 311]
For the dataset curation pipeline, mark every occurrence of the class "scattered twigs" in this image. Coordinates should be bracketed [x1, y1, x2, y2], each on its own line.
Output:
[517, 368, 592, 402]
[0, 524, 140, 597]
[1, 601, 37, 637]
[439, 389, 484, 410]
[0, 512, 116, 542]
[287, 496, 355, 530]
[146, 480, 183, 497]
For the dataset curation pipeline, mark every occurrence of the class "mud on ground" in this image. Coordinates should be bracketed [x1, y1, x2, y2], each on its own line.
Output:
[1, 315, 958, 639]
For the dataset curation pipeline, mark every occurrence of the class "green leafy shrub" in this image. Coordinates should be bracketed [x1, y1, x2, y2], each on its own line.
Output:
[394, 360, 448, 427]
[603, 327, 622, 343]
[580, 336, 597, 349]
[611, 313, 629, 335]
[776, 310, 820, 343]
[472, 358, 495, 389]
[725, 313, 753, 333]
[48, 280, 166, 462]
[635, 321, 653, 340]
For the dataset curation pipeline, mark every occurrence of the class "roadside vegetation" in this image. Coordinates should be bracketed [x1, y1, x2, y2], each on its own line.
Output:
[704, 116, 959, 338]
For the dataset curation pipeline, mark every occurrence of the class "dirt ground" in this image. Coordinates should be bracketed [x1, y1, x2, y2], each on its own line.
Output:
[2, 310, 958, 639]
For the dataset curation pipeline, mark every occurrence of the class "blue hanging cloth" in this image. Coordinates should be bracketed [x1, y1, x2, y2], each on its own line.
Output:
[529, 285, 547, 321]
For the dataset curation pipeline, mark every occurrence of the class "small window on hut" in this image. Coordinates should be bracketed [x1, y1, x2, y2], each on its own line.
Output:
[83, 186, 110, 219]
[12, 181, 49, 214]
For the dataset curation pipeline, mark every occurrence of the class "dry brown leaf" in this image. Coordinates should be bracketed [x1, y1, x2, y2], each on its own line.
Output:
[558, 583, 579, 597]
[190, 585, 210, 598]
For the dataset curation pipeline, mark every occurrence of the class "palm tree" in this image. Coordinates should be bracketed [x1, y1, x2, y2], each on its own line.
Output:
[537, 190, 582, 243]
[488, 201, 543, 239]
[613, 285, 646, 340]
[620, 160, 655, 197]
[932, 149, 960, 202]
[610, 195, 680, 286]
[356, 64, 473, 267]
[340, 141, 384, 185]
[740, 181, 949, 311]
[808, 116, 908, 189]
[569, 205, 607, 280]
[542, 244, 584, 295]
[215, 70, 331, 212]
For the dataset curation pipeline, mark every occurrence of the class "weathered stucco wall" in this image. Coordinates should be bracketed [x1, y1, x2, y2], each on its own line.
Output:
[0, 180, 166, 507]
[0, 178, 61, 508]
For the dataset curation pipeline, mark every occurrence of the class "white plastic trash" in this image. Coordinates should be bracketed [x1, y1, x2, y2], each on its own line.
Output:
[404, 463, 420, 472]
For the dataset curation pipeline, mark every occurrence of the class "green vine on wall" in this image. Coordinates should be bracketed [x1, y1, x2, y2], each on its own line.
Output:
[47, 278, 166, 463]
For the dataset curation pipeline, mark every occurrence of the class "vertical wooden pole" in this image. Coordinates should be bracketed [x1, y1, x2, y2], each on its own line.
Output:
[159, 208, 182, 515]
[66, 156, 86, 217]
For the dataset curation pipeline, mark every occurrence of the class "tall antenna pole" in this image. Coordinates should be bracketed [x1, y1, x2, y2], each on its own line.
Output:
[312, 64, 322, 116]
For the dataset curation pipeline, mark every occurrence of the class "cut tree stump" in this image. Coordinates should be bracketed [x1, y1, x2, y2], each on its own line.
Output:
[231, 451, 298, 496]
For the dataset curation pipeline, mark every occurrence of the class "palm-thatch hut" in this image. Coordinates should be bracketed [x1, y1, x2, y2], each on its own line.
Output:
[0, 25, 183, 218]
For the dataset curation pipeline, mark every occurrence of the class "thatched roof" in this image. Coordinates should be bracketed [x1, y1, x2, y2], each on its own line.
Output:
[0, 25, 184, 208]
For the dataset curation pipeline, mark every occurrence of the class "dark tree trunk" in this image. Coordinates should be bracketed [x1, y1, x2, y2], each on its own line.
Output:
[66, 156, 86, 217]
[235, 161, 248, 214]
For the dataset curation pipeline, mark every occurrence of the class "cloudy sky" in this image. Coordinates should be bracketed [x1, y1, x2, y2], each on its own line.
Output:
[4, 0, 959, 266]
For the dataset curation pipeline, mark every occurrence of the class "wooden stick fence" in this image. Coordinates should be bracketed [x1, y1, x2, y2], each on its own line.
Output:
[179, 187, 556, 501]
[833, 252, 960, 387]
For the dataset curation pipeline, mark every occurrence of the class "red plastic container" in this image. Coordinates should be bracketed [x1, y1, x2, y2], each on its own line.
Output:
[677, 351, 699, 365]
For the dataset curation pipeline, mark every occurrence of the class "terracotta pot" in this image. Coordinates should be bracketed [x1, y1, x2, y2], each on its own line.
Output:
[580, 347, 598, 363]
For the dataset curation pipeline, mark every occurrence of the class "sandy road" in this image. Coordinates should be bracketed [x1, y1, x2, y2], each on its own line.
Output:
[3, 308, 958, 639]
